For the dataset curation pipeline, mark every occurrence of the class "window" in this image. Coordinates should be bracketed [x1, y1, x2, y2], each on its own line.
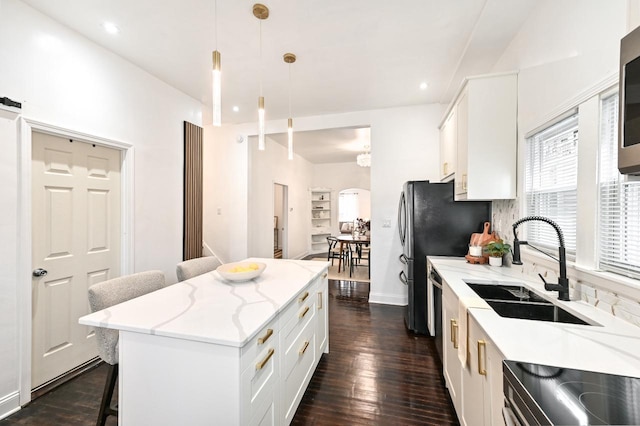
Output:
[525, 114, 579, 255]
[338, 191, 359, 222]
[598, 93, 640, 279]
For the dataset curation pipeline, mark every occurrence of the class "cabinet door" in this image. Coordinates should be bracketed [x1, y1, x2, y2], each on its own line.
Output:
[316, 272, 329, 356]
[442, 283, 462, 417]
[455, 90, 469, 198]
[440, 109, 457, 180]
[463, 315, 505, 426]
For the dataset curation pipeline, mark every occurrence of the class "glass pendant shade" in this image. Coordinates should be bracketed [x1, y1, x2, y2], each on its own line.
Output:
[258, 96, 265, 150]
[212, 50, 221, 127]
[287, 118, 293, 160]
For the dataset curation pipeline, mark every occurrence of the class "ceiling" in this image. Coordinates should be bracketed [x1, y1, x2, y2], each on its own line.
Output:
[21, 0, 537, 163]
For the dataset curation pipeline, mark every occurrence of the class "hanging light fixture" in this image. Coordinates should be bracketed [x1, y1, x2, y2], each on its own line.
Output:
[253, 4, 269, 150]
[357, 145, 371, 167]
[283, 53, 296, 160]
[212, 0, 221, 126]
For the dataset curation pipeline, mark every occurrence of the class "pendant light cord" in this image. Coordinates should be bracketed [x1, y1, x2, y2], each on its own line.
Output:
[288, 63, 292, 117]
[214, 0, 218, 49]
[259, 20, 263, 96]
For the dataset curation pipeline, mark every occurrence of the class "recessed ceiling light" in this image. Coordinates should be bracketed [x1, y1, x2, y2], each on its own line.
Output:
[420, 82, 428, 90]
[232, 106, 239, 112]
[102, 22, 119, 35]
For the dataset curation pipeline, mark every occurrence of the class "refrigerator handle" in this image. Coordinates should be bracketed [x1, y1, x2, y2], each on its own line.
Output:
[399, 270, 408, 285]
[399, 254, 408, 264]
[398, 192, 406, 245]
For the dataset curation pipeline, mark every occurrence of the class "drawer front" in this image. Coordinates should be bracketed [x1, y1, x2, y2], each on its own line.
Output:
[249, 398, 276, 426]
[280, 287, 316, 351]
[241, 317, 279, 372]
[241, 341, 279, 423]
[282, 319, 317, 423]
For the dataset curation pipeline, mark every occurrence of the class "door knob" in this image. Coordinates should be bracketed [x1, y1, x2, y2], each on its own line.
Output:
[33, 268, 48, 277]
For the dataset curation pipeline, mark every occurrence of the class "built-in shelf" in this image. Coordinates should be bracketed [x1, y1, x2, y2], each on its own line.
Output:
[310, 188, 331, 253]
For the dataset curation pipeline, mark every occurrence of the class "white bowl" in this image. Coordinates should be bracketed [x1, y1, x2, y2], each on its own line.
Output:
[469, 246, 483, 257]
[216, 262, 267, 282]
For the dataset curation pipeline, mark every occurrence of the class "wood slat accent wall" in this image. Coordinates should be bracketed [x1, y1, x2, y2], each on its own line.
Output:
[183, 121, 203, 260]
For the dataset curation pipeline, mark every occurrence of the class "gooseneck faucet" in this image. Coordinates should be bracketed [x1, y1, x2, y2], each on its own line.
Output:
[511, 216, 570, 301]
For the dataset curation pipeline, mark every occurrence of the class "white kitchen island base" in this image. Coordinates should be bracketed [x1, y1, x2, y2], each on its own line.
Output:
[79, 259, 329, 426]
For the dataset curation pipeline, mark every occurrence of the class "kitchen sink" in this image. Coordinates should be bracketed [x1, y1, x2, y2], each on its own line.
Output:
[464, 280, 599, 326]
[486, 300, 596, 326]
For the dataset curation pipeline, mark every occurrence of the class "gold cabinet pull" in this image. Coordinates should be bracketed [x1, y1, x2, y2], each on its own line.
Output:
[299, 291, 309, 303]
[451, 319, 459, 349]
[257, 328, 273, 345]
[299, 340, 310, 356]
[322, 272, 328, 279]
[256, 348, 275, 370]
[477, 340, 486, 376]
[443, 162, 448, 176]
[462, 173, 468, 191]
[299, 306, 310, 319]
[318, 291, 323, 309]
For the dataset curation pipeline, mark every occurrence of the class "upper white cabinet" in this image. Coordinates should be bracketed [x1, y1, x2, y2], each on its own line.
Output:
[439, 108, 457, 181]
[440, 72, 517, 200]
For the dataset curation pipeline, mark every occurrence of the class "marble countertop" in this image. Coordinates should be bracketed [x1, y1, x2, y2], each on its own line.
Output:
[429, 256, 640, 378]
[79, 258, 329, 348]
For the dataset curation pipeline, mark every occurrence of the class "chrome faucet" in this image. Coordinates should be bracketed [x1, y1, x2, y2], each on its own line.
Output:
[511, 216, 570, 301]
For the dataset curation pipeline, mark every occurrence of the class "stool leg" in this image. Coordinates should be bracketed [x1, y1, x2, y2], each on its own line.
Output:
[97, 363, 118, 426]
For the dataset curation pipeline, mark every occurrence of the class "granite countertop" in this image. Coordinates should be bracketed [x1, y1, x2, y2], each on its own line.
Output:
[428, 256, 640, 378]
[79, 258, 329, 348]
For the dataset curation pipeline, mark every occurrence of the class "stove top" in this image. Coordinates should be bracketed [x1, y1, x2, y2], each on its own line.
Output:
[504, 360, 640, 425]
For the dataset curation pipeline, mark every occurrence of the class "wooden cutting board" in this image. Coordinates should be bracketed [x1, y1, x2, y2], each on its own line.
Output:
[470, 222, 496, 247]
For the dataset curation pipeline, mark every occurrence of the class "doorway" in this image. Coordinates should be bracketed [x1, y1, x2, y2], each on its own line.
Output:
[273, 183, 287, 259]
[31, 131, 122, 390]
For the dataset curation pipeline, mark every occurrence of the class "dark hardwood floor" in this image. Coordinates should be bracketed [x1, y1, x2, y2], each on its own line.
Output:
[1, 279, 458, 425]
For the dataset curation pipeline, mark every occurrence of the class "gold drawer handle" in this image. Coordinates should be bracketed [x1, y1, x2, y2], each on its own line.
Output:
[258, 328, 273, 345]
[299, 340, 309, 356]
[318, 291, 323, 309]
[443, 162, 448, 175]
[477, 340, 486, 376]
[299, 291, 309, 303]
[322, 272, 328, 278]
[299, 306, 310, 319]
[256, 348, 275, 370]
[451, 319, 459, 349]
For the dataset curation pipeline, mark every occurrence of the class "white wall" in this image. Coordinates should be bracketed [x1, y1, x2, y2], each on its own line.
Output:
[0, 0, 202, 416]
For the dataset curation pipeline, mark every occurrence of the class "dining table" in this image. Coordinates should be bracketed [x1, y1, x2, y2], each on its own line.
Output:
[336, 234, 370, 273]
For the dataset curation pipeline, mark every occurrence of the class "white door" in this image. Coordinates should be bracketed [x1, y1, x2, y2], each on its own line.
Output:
[31, 132, 121, 389]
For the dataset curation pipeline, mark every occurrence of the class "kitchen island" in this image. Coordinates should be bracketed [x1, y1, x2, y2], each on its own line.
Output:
[79, 258, 329, 426]
[429, 256, 640, 426]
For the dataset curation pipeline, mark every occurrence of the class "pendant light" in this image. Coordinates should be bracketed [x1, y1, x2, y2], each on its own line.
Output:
[212, 0, 221, 126]
[253, 4, 269, 150]
[357, 145, 371, 167]
[284, 53, 296, 160]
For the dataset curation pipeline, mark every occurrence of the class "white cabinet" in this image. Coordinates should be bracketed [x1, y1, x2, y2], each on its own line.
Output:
[439, 108, 457, 181]
[461, 315, 505, 426]
[442, 72, 517, 200]
[310, 188, 331, 253]
[443, 281, 463, 418]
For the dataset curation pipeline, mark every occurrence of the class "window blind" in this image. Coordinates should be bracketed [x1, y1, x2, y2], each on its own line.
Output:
[598, 93, 640, 278]
[525, 114, 578, 254]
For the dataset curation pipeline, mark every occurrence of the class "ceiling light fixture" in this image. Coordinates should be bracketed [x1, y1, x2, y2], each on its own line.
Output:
[420, 82, 428, 90]
[357, 145, 371, 167]
[212, 0, 222, 126]
[102, 22, 119, 35]
[253, 3, 269, 151]
[284, 53, 296, 160]
[232, 106, 239, 112]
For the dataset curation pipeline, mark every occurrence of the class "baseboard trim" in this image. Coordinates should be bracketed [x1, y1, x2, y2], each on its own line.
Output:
[368, 292, 408, 306]
[0, 391, 20, 421]
[31, 357, 101, 400]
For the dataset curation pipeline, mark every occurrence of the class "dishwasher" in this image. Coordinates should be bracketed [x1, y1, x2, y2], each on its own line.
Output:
[427, 265, 443, 360]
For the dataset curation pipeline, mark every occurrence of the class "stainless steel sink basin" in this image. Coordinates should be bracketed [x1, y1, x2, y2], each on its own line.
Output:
[486, 300, 596, 326]
[464, 280, 599, 326]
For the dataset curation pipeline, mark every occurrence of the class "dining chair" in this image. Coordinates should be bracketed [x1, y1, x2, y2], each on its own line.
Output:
[88, 270, 166, 426]
[176, 256, 222, 281]
[326, 236, 349, 268]
[350, 246, 370, 278]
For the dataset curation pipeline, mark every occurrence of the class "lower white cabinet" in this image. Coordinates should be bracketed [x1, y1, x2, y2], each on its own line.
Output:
[442, 280, 504, 426]
[443, 282, 462, 415]
[117, 269, 329, 426]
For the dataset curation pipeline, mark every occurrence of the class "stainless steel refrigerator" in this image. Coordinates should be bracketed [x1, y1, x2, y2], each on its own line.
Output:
[398, 180, 491, 334]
